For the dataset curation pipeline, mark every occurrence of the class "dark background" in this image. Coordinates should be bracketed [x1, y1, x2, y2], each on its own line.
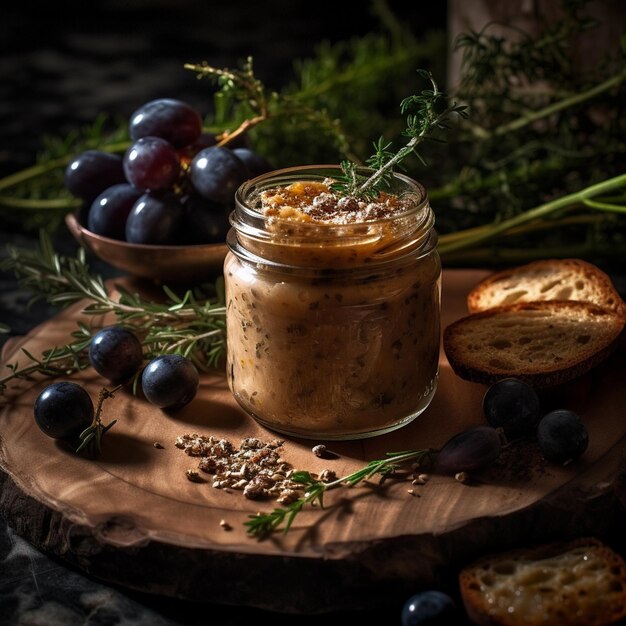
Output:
[0, 3, 455, 626]
[0, 0, 447, 178]
[0, 0, 449, 338]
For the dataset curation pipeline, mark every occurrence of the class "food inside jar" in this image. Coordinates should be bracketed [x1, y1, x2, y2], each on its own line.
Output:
[239, 180, 429, 268]
[225, 174, 440, 439]
[225, 252, 440, 438]
[260, 181, 414, 224]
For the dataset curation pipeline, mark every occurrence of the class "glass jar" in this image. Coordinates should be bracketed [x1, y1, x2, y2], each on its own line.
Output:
[224, 165, 441, 440]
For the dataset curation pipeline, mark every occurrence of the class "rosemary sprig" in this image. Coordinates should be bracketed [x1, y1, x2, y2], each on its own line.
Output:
[75, 384, 120, 457]
[0, 232, 226, 393]
[331, 70, 468, 199]
[0, 324, 93, 395]
[244, 448, 433, 538]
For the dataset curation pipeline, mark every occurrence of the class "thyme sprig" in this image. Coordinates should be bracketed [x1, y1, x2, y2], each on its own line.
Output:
[184, 56, 269, 148]
[0, 232, 226, 394]
[331, 70, 468, 199]
[244, 448, 433, 538]
[75, 384, 120, 457]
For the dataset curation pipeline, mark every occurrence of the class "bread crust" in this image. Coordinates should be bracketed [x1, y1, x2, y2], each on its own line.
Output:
[459, 537, 626, 626]
[467, 258, 626, 320]
[443, 300, 624, 388]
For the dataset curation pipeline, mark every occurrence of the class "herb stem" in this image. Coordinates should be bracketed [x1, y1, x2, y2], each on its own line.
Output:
[0, 141, 130, 193]
[245, 448, 433, 538]
[437, 172, 626, 255]
[357, 134, 420, 195]
[75, 384, 121, 456]
[163, 328, 224, 352]
[469, 66, 626, 140]
[0, 197, 80, 210]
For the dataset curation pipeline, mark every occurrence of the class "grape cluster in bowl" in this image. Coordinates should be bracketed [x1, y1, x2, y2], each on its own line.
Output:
[65, 98, 271, 247]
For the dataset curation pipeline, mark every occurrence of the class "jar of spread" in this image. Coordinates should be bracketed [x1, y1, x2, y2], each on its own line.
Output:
[224, 165, 441, 440]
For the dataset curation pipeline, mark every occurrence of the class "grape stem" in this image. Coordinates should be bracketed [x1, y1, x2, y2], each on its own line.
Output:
[75, 384, 121, 456]
[216, 115, 267, 148]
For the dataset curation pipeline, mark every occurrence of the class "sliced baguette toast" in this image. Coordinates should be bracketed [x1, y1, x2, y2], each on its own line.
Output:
[459, 537, 626, 626]
[467, 259, 626, 320]
[443, 300, 624, 387]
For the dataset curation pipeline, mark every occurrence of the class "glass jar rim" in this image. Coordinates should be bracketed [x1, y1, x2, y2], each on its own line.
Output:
[228, 164, 436, 274]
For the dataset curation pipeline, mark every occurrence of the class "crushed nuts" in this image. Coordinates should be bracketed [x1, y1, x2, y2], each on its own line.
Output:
[219, 519, 232, 531]
[319, 469, 337, 483]
[176, 433, 307, 503]
[153, 441, 165, 449]
[185, 469, 205, 483]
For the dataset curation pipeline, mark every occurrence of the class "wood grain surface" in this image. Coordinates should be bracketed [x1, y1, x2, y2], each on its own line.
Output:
[1, 269, 626, 613]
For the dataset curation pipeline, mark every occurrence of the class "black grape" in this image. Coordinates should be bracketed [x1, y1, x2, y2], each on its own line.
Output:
[34, 382, 94, 440]
[125, 191, 185, 244]
[401, 590, 458, 626]
[129, 98, 202, 148]
[141, 354, 199, 409]
[89, 326, 143, 383]
[65, 151, 126, 202]
[436, 426, 502, 473]
[87, 184, 143, 240]
[182, 194, 231, 244]
[189, 146, 247, 204]
[123, 136, 181, 191]
[232, 148, 272, 179]
[482, 377, 542, 440]
[180, 132, 218, 160]
[537, 409, 588, 464]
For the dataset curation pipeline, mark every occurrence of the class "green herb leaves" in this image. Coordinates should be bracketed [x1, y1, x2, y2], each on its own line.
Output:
[331, 70, 468, 200]
[0, 232, 226, 394]
[245, 448, 433, 539]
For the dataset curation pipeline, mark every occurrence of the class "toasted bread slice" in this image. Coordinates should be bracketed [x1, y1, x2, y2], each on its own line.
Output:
[467, 259, 626, 320]
[443, 301, 624, 387]
[459, 537, 626, 626]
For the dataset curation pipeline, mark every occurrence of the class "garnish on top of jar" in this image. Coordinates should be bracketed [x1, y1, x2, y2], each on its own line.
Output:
[258, 70, 467, 226]
[260, 180, 413, 224]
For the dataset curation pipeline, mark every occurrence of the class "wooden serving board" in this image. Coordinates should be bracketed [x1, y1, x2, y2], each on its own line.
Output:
[1, 269, 626, 613]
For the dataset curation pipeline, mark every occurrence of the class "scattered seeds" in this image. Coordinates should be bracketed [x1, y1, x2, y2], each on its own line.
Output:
[176, 433, 307, 503]
[455, 471, 469, 484]
[319, 469, 337, 483]
[311, 443, 339, 459]
[185, 469, 205, 483]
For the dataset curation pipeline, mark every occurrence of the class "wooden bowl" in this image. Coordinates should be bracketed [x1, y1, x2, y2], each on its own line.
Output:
[65, 212, 228, 284]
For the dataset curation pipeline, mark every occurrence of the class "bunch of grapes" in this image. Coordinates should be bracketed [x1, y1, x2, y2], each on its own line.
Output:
[65, 99, 271, 245]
